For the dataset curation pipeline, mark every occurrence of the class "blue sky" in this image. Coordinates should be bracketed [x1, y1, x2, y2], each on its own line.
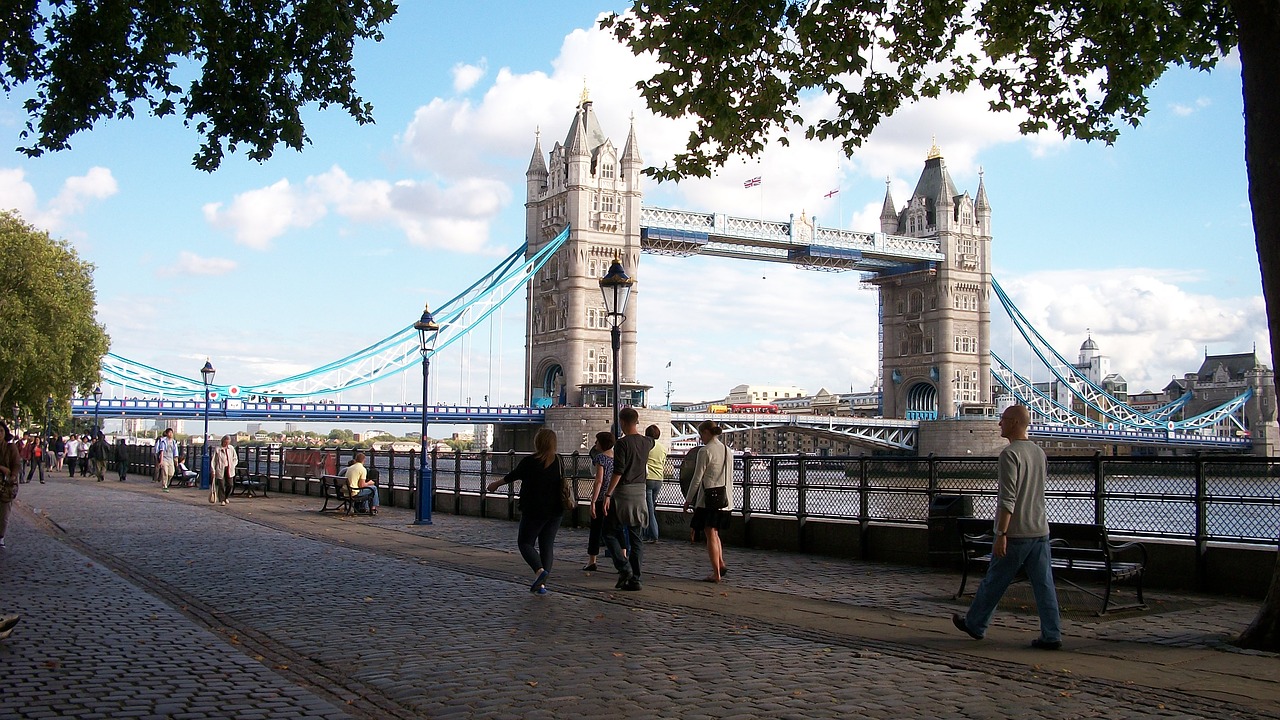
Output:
[1, 4, 1267, 433]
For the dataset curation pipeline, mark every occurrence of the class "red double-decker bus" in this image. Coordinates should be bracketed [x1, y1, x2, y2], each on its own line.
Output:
[730, 403, 781, 414]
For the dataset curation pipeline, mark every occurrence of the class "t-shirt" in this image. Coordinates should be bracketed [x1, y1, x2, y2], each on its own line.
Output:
[346, 462, 368, 493]
[997, 439, 1049, 538]
[612, 433, 655, 486]
[502, 454, 564, 518]
[65, 439, 80, 457]
[592, 452, 614, 501]
[645, 442, 668, 482]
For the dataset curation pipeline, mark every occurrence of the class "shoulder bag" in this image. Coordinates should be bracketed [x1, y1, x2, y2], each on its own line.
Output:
[558, 456, 576, 512]
[702, 445, 730, 510]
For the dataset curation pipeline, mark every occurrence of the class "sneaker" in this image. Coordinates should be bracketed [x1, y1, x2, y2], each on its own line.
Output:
[615, 573, 632, 590]
[951, 613, 983, 640]
[1031, 638, 1062, 650]
[536, 586, 549, 595]
[162, 488, 170, 493]
[530, 569, 549, 593]
[622, 579, 642, 591]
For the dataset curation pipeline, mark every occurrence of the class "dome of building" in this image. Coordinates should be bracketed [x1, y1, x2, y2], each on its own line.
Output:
[1081, 334, 1098, 352]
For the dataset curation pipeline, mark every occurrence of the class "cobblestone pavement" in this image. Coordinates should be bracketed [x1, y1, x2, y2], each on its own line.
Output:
[3, 475, 1277, 719]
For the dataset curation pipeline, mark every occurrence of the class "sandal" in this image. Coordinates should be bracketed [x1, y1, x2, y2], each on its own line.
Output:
[582, 563, 598, 572]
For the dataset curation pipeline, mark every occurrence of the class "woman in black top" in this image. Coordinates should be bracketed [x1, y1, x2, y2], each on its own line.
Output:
[487, 428, 564, 594]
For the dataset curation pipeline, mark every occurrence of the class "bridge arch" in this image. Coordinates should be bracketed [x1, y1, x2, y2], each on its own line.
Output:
[905, 381, 938, 420]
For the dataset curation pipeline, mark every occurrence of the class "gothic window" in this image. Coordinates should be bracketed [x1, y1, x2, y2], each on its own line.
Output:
[907, 290, 923, 315]
[600, 194, 617, 213]
[601, 163, 615, 179]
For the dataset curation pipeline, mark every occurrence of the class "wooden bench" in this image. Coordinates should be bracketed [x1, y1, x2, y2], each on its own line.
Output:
[955, 517, 1147, 615]
[319, 474, 357, 515]
[231, 467, 267, 498]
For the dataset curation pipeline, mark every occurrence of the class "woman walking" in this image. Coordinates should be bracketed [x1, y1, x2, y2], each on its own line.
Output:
[682, 420, 733, 583]
[582, 432, 615, 572]
[210, 435, 238, 505]
[0, 422, 21, 548]
[487, 428, 565, 594]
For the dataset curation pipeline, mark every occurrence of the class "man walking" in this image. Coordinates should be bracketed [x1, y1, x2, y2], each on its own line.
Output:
[155, 428, 178, 492]
[602, 408, 655, 591]
[951, 404, 1062, 649]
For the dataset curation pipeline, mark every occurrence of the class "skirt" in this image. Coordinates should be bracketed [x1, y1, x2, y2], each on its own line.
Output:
[690, 507, 731, 532]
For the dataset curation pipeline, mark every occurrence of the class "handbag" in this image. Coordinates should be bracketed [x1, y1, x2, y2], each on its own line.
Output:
[702, 445, 731, 510]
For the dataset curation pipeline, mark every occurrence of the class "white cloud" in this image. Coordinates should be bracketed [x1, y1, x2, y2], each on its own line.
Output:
[0, 166, 117, 231]
[452, 61, 487, 93]
[1171, 97, 1213, 117]
[161, 251, 237, 277]
[995, 269, 1269, 392]
[204, 166, 510, 253]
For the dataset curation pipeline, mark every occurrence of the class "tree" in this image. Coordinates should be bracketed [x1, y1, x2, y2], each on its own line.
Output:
[0, 1, 397, 171]
[0, 211, 110, 422]
[603, 0, 1280, 649]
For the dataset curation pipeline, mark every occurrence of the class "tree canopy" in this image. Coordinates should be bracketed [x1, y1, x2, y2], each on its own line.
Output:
[0, 1, 398, 171]
[603, 0, 1236, 181]
[0, 211, 109, 420]
[606, 0, 1280, 651]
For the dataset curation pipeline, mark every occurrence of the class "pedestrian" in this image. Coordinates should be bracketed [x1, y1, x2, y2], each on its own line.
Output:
[116, 439, 128, 481]
[78, 435, 91, 477]
[0, 421, 21, 548]
[601, 407, 655, 591]
[951, 404, 1062, 650]
[210, 435, 237, 505]
[88, 434, 108, 481]
[25, 435, 45, 484]
[642, 424, 667, 543]
[487, 428, 565, 594]
[16, 434, 29, 484]
[582, 431, 615, 572]
[682, 420, 733, 583]
[344, 451, 377, 514]
[53, 434, 65, 471]
[63, 434, 80, 476]
[155, 428, 178, 491]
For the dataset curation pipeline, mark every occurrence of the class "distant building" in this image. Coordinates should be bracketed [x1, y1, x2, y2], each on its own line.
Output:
[152, 419, 185, 434]
[246, 423, 263, 435]
[725, 384, 807, 404]
[473, 424, 493, 450]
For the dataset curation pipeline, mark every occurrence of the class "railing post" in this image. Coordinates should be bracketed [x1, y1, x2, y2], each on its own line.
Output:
[408, 445, 418, 509]
[568, 451, 581, 528]
[769, 455, 779, 515]
[859, 454, 870, 560]
[927, 453, 939, 510]
[452, 448, 463, 518]
[387, 446, 396, 490]
[1093, 451, 1105, 526]
[1194, 452, 1208, 590]
[472, 450, 487, 516]
[796, 452, 807, 553]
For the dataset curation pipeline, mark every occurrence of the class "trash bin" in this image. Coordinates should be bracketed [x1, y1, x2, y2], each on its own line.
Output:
[928, 494, 974, 568]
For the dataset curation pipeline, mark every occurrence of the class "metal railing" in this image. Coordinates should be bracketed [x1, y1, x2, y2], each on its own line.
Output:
[124, 445, 1279, 548]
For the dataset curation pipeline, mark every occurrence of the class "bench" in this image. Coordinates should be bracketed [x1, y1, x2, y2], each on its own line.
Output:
[955, 517, 1147, 615]
[231, 467, 267, 498]
[319, 474, 357, 515]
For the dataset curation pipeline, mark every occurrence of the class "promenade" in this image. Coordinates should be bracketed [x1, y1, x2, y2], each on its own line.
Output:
[1, 475, 1277, 719]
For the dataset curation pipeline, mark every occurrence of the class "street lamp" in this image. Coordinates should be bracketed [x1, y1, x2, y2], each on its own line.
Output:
[45, 395, 53, 436]
[92, 385, 103, 437]
[599, 256, 634, 436]
[413, 303, 440, 525]
[200, 360, 216, 490]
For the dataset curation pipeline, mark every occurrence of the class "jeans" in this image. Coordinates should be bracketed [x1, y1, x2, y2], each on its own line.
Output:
[25, 458, 44, 483]
[643, 480, 661, 541]
[518, 512, 563, 573]
[353, 486, 379, 512]
[603, 512, 644, 581]
[965, 535, 1061, 642]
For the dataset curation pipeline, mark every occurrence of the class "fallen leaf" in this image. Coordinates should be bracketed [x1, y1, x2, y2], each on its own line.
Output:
[666, 674, 679, 681]
[612, 652, 624, 657]
[364, 596, 375, 602]
[43, 660, 60, 669]
[275, 664, 289, 670]
[228, 634, 240, 645]
[527, 681, 538, 688]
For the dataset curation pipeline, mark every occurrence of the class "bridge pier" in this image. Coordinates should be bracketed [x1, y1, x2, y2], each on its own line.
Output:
[915, 418, 1003, 456]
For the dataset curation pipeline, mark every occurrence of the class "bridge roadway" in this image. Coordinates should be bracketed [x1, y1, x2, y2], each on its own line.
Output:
[72, 398, 1250, 451]
[3, 476, 1276, 719]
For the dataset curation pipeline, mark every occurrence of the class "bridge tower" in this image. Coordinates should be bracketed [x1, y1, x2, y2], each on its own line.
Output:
[871, 144, 992, 419]
[523, 95, 646, 408]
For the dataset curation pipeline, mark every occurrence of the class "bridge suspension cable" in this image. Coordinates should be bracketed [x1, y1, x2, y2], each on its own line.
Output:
[100, 226, 573, 399]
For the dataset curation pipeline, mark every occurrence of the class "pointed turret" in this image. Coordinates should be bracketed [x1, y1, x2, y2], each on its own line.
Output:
[526, 129, 548, 178]
[879, 178, 898, 234]
[565, 105, 589, 158]
[621, 116, 642, 167]
[975, 169, 990, 212]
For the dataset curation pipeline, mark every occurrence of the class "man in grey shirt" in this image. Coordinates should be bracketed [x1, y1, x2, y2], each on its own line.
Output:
[952, 404, 1062, 649]
[602, 407, 654, 591]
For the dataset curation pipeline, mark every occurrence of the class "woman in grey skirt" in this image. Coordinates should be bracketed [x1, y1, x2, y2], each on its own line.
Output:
[683, 420, 733, 583]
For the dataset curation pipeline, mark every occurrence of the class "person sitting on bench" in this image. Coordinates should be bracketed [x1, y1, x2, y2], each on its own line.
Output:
[346, 452, 379, 515]
[173, 456, 199, 486]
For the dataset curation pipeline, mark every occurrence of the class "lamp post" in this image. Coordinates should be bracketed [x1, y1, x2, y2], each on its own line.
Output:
[92, 385, 102, 437]
[599, 257, 634, 436]
[45, 395, 53, 435]
[413, 303, 440, 525]
[200, 360, 216, 490]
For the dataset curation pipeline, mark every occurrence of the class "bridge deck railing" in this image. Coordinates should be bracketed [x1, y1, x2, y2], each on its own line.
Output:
[114, 445, 1280, 549]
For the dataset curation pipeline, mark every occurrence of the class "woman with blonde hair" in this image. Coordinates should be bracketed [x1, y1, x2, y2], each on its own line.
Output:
[488, 428, 565, 594]
[682, 420, 733, 582]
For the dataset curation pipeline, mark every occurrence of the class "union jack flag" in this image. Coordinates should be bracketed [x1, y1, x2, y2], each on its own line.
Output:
[743, 176, 762, 188]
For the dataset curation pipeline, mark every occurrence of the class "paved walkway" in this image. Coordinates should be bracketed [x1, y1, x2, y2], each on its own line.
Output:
[1, 473, 1277, 719]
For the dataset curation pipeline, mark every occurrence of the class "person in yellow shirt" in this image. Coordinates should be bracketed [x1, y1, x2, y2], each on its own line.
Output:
[346, 453, 379, 515]
[642, 425, 668, 543]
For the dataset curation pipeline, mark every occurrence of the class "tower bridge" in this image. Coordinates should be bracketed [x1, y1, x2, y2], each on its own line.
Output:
[78, 96, 1271, 455]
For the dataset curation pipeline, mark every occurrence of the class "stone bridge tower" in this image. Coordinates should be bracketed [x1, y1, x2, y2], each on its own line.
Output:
[871, 144, 993, 419]
[523, 97, 645, 407]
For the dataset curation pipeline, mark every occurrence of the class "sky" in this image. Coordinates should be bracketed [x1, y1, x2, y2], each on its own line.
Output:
[0, 3, 1268, 433]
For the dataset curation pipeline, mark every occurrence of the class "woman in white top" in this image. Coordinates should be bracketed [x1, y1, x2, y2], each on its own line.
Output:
[682, 420, 732, 583]
[210, 436, 238, 505]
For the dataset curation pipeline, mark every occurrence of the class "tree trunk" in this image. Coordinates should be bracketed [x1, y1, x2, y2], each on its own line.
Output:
[1233, 0, 1280, 651]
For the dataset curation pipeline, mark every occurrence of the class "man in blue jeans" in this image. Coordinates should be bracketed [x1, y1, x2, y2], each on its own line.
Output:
[952, 404, 1062, 650]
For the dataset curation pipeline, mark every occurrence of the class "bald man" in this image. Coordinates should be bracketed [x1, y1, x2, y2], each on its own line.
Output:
[952, 404, 1062, 650]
